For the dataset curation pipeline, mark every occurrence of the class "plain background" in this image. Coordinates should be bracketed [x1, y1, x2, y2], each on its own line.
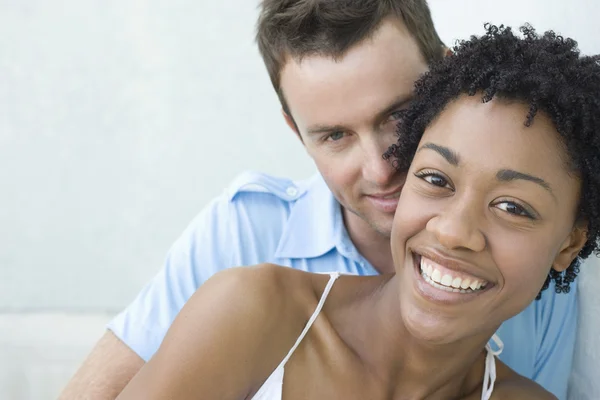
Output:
[1, 0, 599, 398]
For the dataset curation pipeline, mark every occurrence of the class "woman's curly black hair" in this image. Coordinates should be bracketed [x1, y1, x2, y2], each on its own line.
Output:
[384, 24, 600, 299]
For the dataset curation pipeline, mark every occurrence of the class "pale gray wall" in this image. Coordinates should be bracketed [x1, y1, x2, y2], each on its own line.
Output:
[1, 0, 315, 311]
[1, 0, 599, 398]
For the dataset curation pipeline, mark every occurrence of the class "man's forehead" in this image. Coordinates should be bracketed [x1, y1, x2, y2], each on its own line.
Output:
[281, 62, 424, 131]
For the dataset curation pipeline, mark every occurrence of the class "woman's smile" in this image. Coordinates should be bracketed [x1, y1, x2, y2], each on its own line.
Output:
[409, 250, 493, 305]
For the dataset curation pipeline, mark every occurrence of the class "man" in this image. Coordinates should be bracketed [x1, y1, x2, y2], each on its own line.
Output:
[60, 1, 577, 398]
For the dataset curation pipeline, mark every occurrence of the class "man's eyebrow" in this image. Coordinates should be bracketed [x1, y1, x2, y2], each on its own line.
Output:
[374, 94, 413, 122]
[496, 169, 554, 196]
[307, 124, 347, 135]
[417, 142, 460, 166]
[306, 94, 413, 135]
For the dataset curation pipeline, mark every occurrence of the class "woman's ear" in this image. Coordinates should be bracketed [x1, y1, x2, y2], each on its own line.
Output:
[552, 224, 588, 272]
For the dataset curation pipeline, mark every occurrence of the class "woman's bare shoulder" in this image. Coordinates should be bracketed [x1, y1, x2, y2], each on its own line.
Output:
[189, 263, 319, 330]
[117, 264, 320, 400]
[491, 362, 557, 400]
[211, 264, 323, 302]
[226, 263, 337, 303]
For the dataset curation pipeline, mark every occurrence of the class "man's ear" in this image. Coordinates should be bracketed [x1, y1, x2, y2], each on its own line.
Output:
[282, 109, 303, 143]
[442, 45, 453, 57]
[552, 224, 588, 272]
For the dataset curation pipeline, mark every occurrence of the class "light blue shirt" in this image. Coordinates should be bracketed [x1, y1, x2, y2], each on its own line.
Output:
[108, 171, 576, 399]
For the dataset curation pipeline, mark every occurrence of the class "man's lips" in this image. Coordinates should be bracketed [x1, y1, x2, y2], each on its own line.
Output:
[366, 188, 402, 199]
[365, 189, 402, 212]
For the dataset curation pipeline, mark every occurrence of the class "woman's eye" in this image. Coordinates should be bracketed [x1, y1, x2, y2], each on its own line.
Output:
[326, 131, 345, 141]
[415, 172, 450, 188]
[495, 201, 534, 219]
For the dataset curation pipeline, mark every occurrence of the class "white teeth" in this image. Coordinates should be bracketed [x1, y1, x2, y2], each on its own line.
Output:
[419, 256, 488, 294]
[431, 269, 442, 284]
[441, 274, 453, 286]
[421, 271, 470, 294]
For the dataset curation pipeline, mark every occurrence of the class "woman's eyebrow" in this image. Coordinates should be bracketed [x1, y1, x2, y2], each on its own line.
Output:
[417, 142, 460, 166]
[496, 169, 555, 198]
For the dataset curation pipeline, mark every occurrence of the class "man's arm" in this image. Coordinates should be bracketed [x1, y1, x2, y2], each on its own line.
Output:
[58, 332, 144, 399]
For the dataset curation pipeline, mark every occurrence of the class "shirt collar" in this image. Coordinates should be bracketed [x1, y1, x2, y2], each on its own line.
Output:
[274, 173, 346, 259]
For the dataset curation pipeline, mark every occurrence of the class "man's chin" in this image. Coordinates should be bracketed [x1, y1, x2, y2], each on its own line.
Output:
[370, 219, 393, 238]
[358, 212, 394, 237]
[342, 205, 394, 237]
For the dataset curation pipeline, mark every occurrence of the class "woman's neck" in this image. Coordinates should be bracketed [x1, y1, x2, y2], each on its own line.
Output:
[333, 275, 499, 399]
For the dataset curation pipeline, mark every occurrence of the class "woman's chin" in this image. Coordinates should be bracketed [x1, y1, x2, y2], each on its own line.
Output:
[400, 302, 464, 345]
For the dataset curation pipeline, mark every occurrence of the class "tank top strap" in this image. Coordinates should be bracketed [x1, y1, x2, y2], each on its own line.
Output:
[278, 272, 341, 367]
[481, 334, 504, 400]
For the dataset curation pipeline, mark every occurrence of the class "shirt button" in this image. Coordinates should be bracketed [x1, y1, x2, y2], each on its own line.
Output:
[286, 186, 298, 197]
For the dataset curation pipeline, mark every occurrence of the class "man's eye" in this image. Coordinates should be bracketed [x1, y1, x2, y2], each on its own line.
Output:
[326, 131, 345, 141]
[388, 110, 405, 121]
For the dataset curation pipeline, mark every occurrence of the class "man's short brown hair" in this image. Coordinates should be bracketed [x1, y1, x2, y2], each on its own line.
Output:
[256, 0, 444, 114]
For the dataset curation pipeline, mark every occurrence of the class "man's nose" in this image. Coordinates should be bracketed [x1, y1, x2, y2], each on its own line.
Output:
[362, 138, 398, 187]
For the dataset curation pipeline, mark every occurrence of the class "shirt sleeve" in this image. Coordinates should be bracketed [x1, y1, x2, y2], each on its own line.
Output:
[107, 193, 232, 361]
[532, 279, 578, 399]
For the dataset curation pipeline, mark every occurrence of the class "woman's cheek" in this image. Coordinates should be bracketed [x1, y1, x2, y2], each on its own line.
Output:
[494, 238, 555, 298]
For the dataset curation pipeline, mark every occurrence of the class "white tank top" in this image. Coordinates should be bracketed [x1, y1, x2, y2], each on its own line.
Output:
[251, 272, 504, 400]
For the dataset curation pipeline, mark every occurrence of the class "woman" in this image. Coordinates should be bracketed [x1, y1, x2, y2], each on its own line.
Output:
[117, 24, 600, 399]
